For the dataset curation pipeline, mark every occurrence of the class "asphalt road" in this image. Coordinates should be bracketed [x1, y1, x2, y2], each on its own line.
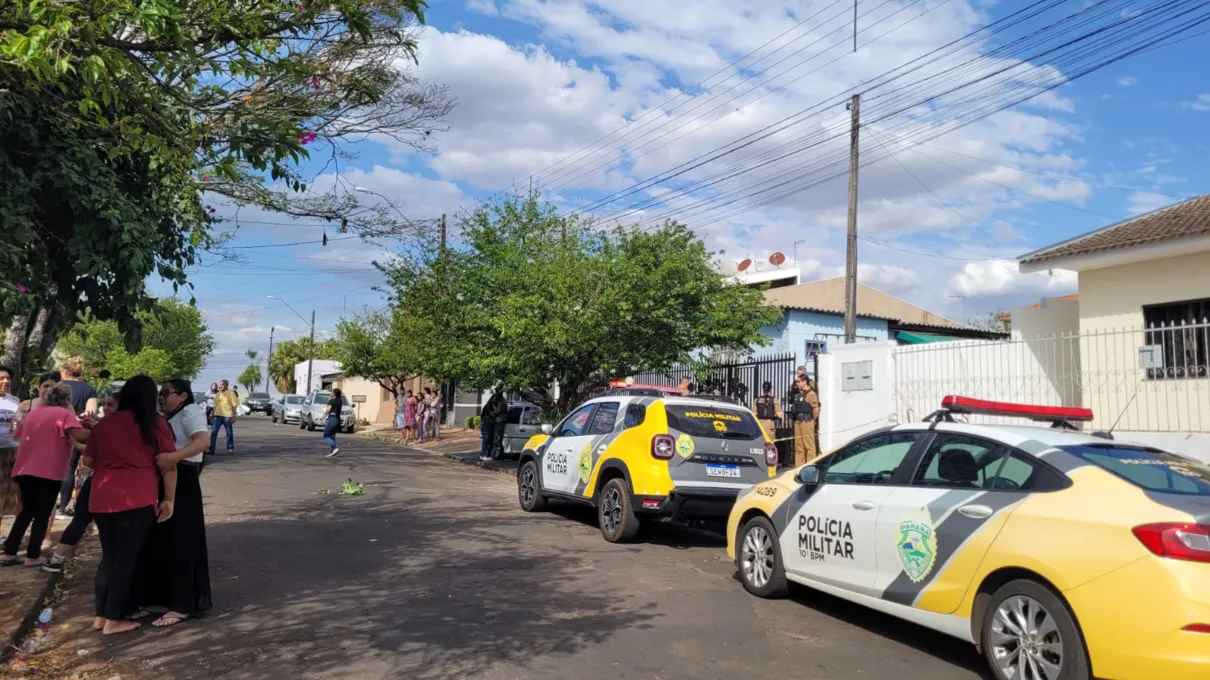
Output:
[88, 418, 992, 680]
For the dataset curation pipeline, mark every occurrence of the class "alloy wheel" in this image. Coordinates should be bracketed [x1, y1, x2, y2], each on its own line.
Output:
[988, 595, 1065, 680]
[601, 487, 621, 535]
[741, 525, 775, 588]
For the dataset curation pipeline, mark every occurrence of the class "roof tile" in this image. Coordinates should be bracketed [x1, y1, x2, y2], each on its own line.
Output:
[1021, 194, 1210, 265]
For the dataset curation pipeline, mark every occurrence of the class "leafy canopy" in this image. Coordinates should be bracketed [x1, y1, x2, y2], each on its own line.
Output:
[56, 299, 215, 382]
[332, 312, 418, 397]
[386, 192, 780, 410]
[269, 337, 340, 393]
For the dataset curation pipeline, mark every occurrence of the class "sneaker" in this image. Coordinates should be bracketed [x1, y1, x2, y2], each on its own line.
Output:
[42, 554, 69, 573]
[56, 511, 72, 521]
[326, 448, 340, 458]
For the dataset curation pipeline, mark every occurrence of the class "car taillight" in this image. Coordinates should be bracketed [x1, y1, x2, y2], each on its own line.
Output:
[764, 442, 778, 467]
[652, 434, 675, 460]
[1132, 523, 1210, 563]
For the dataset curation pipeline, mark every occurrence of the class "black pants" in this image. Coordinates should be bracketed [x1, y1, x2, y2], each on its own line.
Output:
[94, 506, 155, 620]
[3, 476, 61, 559]
[491, 419, 506, 457]
[58, 450, 81, 509]
[60, 478, 94, 547]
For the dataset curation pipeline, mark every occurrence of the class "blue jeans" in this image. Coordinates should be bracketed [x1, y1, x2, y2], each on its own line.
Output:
[323, 415, 340, 450]
[210, 416, 234, 453]
[479, 419, 493, 458]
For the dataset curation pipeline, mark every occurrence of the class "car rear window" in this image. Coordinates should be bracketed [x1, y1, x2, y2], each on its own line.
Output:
[1061, 444, 1210, 496]
[286, 396, 304, 404]
[664, 404, 763, 440]
[250, 393, 270, 400]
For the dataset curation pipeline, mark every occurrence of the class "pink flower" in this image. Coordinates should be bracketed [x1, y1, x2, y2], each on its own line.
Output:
[202, 175, 212, 183]
[309, 76, 321, 90]
[17, 284, 27, 293]
[297, 4, 305, 12]
[296, 131, 317, 145]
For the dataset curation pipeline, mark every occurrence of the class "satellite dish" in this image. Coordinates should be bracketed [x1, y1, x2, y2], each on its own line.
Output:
[737, 258, 752, 272]
[769, 252, 786, 266]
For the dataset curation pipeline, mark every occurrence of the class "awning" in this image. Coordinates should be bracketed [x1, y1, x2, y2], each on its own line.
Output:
[896, 330, 968, 344]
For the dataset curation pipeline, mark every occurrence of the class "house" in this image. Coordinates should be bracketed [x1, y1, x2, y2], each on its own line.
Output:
[293, 359, 342, 396]
[1017, 193, 1210, 449]
[758, 277, 1005, 359]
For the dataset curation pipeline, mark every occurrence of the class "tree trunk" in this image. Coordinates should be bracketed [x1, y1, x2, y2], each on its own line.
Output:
[3, 312, 32, 393]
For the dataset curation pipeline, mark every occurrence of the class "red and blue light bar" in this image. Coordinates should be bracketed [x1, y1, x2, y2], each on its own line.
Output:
[940, 395, 1093, 422]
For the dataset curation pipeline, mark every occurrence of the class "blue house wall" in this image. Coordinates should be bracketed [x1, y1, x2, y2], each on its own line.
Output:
[753, 309, 890, 357]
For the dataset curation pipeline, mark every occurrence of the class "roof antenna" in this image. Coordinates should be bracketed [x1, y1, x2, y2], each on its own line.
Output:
[1094, 393, 1138, 440]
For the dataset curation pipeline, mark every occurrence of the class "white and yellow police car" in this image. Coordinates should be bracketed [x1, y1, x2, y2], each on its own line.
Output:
[727, 396, 1210, 680]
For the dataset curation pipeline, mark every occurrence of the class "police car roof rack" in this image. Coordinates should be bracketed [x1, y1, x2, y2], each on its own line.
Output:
[609, 387, 667, 397]
[686, 393, 741, 405]
[935, 395, 1094, 430]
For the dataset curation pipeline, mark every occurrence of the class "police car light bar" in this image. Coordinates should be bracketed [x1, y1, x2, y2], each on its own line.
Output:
[608, 380, 682, 394]
[940, 395, 1093, 422]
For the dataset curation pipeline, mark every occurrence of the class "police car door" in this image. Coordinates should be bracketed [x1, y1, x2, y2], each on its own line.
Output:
[542, 404, 597, 495]
[873, 432, 1039, 614]
[781, 432, 923, 597]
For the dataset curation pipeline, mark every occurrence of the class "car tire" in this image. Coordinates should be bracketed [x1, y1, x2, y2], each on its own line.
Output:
[299, 418, 307, 430]
[345, 425, 355, 434]
[597, 478, 641, 543]
[981, 579, 1089, 680]
[737, 515, 789, 598]
[517, 459, 548, 512]
[307, 418, 316, 431]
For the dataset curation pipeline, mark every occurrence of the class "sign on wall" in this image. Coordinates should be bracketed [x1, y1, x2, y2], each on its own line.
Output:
[351, 394, 367, 404]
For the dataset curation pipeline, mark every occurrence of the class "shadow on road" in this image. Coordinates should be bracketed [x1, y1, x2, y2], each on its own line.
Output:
[101, 490, 660, 679]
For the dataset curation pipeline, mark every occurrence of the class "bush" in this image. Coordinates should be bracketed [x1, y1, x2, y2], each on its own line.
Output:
[465, 415, 481, 429]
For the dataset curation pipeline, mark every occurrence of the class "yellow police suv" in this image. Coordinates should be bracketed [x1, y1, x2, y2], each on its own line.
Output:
[727, 396, 1210, 680]
[516, 388, 778, 543]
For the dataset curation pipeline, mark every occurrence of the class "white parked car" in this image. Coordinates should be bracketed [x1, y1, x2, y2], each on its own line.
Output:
[300, 390, 355, 433]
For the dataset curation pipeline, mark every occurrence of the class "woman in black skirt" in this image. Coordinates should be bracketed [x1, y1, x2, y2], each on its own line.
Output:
[135, 378, 212, 627]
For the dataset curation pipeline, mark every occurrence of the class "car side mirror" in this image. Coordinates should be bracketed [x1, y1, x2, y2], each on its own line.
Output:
[540, 424, 553, 435]
[797, 464, 820, 486]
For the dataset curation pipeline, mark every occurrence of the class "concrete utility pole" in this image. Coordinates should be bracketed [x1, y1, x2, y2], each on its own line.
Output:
[843, 94, 861, 344]
[306, 309, 316, 396]
[266, 326, 275, 393]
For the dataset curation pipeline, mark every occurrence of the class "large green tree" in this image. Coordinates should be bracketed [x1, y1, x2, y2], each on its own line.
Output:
[332, 311, 419, 399]
[0, 0, 451, 388]
[386, 192, 781, 411]
[56, 299, 215, 381]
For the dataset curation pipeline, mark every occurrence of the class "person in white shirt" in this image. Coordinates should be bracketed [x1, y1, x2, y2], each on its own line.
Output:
[0, 365, 23, 536]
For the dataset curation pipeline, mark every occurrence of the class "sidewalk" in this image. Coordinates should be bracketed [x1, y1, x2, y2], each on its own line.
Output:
[358, 426, 516, 474]
[0, 519, 78, 667]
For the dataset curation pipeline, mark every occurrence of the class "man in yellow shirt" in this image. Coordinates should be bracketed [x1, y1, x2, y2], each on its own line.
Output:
[209, 380, 240, 454]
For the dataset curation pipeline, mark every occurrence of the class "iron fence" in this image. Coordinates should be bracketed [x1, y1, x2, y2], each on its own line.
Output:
[893, 320, 1210, 433]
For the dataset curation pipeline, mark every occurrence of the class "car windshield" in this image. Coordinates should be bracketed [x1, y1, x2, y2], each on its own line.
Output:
[250, 393, 270, 400]
[1061, 444, 1210, 496]
[664, 404, 763, 440]
[285, 396, 304, 404]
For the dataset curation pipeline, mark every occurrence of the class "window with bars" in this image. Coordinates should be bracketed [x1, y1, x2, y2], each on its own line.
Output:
[1143, 298, 1210, 380]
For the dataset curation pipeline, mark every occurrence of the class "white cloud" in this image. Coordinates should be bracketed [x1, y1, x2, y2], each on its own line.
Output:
[1186, 94, 1210, 112]
[948, 260, 1077, 297]
[1116, 76, 1138, 87]
[1127, 191, 1174, 216]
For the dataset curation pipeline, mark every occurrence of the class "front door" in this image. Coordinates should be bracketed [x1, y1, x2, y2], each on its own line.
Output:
[502, 405, 539, 456]
[781, 432, 923, 597]
[541, 404, 597, 495]
[874, 433, 1036, 613]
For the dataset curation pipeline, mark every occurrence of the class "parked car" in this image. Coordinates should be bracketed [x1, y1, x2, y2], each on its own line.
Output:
[300, 390, 355, 434]
[498, 401, 541, 458]
[271, 395, 306, 424]
[727, 395, 1210, 680]
[516, 391, 777, 543]
[244, 392, 274, 414]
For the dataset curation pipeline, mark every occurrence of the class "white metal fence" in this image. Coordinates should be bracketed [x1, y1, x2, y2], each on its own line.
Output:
[893, 320, 1210, 433]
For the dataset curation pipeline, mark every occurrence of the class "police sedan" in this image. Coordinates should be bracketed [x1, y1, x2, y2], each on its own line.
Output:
[726, 396, 1210, 680]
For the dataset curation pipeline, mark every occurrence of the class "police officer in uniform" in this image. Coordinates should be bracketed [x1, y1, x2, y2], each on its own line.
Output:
[753, 381, 783, 442]
[789, 374, 820, 466]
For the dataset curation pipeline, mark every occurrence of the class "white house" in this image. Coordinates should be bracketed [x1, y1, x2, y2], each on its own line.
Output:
[293, 359, 341, 396]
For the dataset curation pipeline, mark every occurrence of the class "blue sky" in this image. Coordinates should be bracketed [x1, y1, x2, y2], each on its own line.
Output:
[154, 0, 1210, 392]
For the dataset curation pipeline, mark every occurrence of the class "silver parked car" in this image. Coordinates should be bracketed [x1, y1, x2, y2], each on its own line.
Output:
[271, 395, 306, 424]
[300, 390, 355, 433]
[499, 401, 540, 458]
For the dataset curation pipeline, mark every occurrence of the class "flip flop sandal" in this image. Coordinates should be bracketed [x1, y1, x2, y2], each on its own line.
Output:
[152, 613, 191, 628]
[0, 556, 22, 567]
[127, 609, 155, 621]
[23, 558, 45, 567]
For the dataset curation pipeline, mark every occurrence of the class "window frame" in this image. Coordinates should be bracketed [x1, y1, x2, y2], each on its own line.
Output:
[554, 404, 598, 438]
[1142, 297, 1210, 381]
[585, 401, 621, 435]
[819, 430, 927, 486]
[907, 431, 1071, 493]
[623, 403, 647, 429]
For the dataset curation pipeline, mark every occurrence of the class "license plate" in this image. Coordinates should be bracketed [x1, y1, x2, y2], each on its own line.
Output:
[706, 464, 741, 478]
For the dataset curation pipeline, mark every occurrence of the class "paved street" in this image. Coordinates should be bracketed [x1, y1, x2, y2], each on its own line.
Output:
[70, 418, 990, 680]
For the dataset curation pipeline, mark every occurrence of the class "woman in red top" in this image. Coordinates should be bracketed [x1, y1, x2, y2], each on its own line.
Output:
[83, 375, 177, 635]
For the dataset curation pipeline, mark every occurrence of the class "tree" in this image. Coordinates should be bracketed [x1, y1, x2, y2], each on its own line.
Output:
[55, 299, 215, 382]
[268, 338, 340, 393]
[386, 192, 781, 411]
[967, 310, 1012, 334]
[0, 0, 452, 386]
[332, 312, 418, 399]
[239, 364, 264, 393]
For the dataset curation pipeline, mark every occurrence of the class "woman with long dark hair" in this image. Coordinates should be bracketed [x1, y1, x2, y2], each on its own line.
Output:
[321, 387, 343, 458]
[131, 378, 212, 627]
[84, 375, 177, 635]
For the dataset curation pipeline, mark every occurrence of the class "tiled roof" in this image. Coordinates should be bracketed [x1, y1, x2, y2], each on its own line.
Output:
[762, 277, 962, 329]
[1020, 194, 1210, 265]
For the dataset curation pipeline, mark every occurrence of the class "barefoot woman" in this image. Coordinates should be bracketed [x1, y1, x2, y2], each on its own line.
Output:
[84, 376, 177, 635]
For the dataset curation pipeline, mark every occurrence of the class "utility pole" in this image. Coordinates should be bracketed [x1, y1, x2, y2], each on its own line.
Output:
[266, 326, 275, 393]
[439, 213, 447, 261]
[843, 94, 861, 344]
[853, 0, 858, 52]
[306, 309, 316, 396]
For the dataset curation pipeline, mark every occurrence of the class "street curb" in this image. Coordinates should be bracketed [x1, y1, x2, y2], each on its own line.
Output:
[438, 451, 516, 475]
[1, 569, 62, 664]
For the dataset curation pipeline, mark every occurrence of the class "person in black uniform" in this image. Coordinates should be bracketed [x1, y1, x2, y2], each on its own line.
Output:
[753, 381, 783, 443]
